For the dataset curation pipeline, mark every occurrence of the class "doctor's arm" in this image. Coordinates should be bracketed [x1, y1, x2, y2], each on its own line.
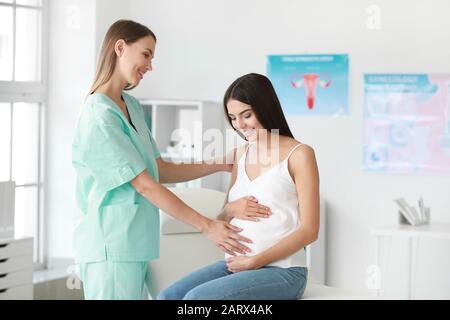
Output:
[226, 145, 320, 272]
[130, 169, 252, 255]
[156, 155, 232, 184]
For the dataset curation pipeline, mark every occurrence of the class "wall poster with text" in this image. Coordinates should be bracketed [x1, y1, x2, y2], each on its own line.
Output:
[267, 54, 349, 116]
[364, 74, 450, 174]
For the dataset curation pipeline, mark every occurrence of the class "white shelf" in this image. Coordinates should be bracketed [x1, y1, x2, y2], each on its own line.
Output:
[371, 222, 450, 239]
[160, 153, 195, 162]
[139, 99, 225, 191]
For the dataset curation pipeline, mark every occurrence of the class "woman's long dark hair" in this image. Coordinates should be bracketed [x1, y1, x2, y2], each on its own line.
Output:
[223, 73, 294, 139]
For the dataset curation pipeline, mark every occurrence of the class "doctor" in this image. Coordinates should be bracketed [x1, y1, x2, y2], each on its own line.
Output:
[72, 20, 259, 300]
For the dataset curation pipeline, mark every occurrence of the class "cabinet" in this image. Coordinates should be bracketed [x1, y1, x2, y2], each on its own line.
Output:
[0, 181, 15, 239]
[0, 237, 33, 300]
[371, 223, 450, 299]
[139, 99, 225, 191]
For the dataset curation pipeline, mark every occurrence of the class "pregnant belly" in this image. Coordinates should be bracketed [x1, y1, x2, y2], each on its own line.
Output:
[226, 215, 294, 258]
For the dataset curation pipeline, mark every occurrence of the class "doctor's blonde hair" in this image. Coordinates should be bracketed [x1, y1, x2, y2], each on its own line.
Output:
[88, 19, 156, 95]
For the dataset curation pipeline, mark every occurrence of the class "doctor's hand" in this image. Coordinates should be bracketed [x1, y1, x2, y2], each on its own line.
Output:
[223, 196, 271, 222]
[202, 219, 253, 256]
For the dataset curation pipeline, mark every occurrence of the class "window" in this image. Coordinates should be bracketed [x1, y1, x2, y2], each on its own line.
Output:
[0, 0, 46, 266]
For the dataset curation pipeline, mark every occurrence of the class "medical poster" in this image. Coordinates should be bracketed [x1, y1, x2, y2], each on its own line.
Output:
[363, 74, 450, 174]
[267, 54, 349, 116]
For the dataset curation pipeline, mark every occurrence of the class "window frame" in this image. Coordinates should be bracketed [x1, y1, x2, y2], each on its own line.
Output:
[0, 0, 48, 269]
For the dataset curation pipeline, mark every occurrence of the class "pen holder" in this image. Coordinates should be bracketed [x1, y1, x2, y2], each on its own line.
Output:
[398, 208, 430, 226]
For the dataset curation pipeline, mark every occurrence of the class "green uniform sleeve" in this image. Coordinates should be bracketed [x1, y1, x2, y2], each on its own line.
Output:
[80, 109, 146, 193]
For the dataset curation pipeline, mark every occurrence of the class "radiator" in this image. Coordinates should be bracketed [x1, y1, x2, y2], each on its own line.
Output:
[0, 181, 15, 239]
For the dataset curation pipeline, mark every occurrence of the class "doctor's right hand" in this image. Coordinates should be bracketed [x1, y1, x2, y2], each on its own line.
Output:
[223, 196, 271, 222]
[202, 219, 253, 256]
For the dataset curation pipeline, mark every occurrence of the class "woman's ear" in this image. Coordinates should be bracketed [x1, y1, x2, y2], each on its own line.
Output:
[114, 39, 126, 57]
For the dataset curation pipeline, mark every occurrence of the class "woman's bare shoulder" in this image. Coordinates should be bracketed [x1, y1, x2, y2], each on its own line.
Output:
[282, 136, 315, 166]
[288, 143, 317, 175]
[279, 136, 308, 151]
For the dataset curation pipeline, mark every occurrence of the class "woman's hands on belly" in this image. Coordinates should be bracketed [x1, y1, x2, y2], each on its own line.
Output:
[223, 196, 271, 221]
[230, 212, 293, 257]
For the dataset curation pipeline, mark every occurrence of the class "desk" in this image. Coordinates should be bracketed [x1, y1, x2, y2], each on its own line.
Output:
[371, 223, 450, 299]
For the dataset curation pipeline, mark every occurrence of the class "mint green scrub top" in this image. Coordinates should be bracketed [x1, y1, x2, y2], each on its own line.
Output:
[72, 92, 161, 263]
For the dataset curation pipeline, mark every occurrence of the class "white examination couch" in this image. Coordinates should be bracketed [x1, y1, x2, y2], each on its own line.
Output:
[148, 188, 374, 300]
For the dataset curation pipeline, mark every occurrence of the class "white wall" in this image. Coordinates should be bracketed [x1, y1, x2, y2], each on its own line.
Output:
[95, 0, 130, 53]
[46, 0, 450, 298]
[126, 0, 450, 297]
[46, 0, 96, 259]
[46, 0, 130, 260]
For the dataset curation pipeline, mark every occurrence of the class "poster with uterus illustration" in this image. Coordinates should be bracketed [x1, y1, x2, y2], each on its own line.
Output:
[364, 74, 450, 174]
[267, 54, 349, 116]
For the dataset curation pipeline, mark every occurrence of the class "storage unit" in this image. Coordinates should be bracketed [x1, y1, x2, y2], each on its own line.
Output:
[371, 223, 450, 299]
[0, 181, 15, 239]
[0, 237, 33, 300]
[139, 99, 225, 191]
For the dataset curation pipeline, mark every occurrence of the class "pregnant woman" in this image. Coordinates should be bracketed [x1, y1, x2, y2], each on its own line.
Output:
[158, 73, 320, 300]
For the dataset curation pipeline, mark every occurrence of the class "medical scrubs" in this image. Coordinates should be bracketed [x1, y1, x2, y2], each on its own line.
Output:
[72, 92, 161, 299]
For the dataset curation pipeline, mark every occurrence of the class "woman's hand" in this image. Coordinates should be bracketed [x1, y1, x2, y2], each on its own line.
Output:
[202, 219, 253, 256]
[226, 256, 259, 273]
[223, 196, 271, 221]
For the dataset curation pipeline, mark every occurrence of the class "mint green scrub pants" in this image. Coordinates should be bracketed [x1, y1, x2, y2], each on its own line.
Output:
[79, 261, 154, 300]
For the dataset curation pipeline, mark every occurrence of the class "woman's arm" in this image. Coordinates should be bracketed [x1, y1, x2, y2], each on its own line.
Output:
[131, 170, 252, 255]
[227, 144, 320, 272]
[156, 156, 232, 184]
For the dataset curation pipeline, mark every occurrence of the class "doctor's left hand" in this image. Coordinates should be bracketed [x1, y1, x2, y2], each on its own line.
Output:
[203, 219, 253, 256]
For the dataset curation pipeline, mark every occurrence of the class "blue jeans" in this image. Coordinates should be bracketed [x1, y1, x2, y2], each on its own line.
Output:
[157, 261, 308, 300]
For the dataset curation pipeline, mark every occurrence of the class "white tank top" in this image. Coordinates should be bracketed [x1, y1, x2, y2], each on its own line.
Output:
[226, 143, 308, 268]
